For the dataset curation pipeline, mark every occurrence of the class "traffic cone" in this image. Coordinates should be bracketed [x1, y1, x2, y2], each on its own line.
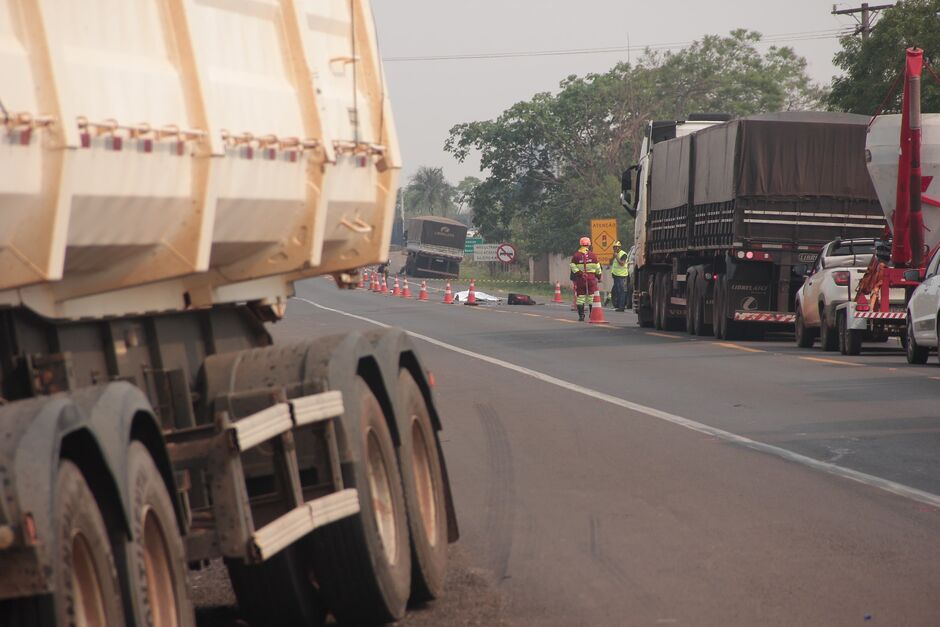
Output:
[357, 272, 365, 289]
[401, 278, 412, 298]
[392, 277, 401, 297]
[371, 273, 379, 292]
[571, 283, 578, 311]
[381, 277, 388, 294]
[465, 279, 478, 306]
[419, 281, 429, 301]
[443, 282, 454, 304]
[589, 292, 608, 324]
[552, 281, 563, 303]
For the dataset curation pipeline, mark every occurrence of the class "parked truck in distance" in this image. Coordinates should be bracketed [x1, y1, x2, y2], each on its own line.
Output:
[0, 2, 457, 626]
[404, 216, 468, 278]
[622, 112, 886, 339]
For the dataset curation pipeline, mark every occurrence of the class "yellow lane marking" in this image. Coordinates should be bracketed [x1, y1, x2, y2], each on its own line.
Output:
[646, 332, 683, 340]
[522, 313, 542, 318]
[799, 356, 865, 367]
[716, 342, 765, 354]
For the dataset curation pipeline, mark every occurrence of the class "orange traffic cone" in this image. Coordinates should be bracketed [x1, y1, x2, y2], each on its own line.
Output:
[372, 273, 380, 292]
[552, 281, 563, 303]
[465, 279, 478, 306]
[589, 292, 608, 324]
[381, 277, 389, 294]
[401, 278, 412, 298]
[443, 282, 454, 304]
[419, 281, 429, 301]
[357, 272, 365, 289]
[392, 277, 401, 297]
[571, 283, 578, 311]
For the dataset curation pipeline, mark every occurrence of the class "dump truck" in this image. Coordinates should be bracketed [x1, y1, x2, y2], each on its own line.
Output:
[0, 2, 457, 626]
[404, 216, 468, 278]
[622, 112, 886, 339]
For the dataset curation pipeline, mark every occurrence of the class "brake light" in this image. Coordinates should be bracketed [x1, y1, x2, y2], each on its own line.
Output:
[833, 271, 851, 286]
[745, 251, 754, 259]
[856, 293, 870, 312]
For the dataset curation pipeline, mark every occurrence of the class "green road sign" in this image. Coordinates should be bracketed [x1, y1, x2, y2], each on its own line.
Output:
[465, 237, 484, 254]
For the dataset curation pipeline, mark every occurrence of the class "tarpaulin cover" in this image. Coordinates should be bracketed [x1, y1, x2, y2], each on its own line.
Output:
[650, 134, 691, 211]
[406, 216, 468, 250]
[693, 111, 879, 204]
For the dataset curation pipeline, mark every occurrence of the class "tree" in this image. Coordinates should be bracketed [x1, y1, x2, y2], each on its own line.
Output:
[829, 0, 940, 114]
[405, 166, 457, 218]
[445, 30, 822, 254]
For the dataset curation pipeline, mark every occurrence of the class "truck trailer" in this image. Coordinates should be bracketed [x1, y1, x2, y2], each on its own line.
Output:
[0, 1, 457, 626]
[622, 112, 886, 339]
[404, 216, 468, 279]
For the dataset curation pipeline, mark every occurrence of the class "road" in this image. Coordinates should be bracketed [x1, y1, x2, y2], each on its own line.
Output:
[197, 277, 940, 626]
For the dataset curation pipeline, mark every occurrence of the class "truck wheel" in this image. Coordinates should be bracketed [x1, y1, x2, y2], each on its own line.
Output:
[819, 309, 838, 352]
[712, 279, 724, 338]
[906, 316, 929, 364]
[638, 303, 654, 328]
[838, 311, 862, 356]
[652, 275, 663, 330]
[55, 460, 127, 627]
[226, 545, 326, 627]
[397, 369, 448, 601]
[794, 309, 814, 348]
[124, 441, 195, 627]
[310, 376, 411, 624]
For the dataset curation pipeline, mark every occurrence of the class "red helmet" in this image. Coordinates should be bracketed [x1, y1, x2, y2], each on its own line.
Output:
[579, 236, 591, 246]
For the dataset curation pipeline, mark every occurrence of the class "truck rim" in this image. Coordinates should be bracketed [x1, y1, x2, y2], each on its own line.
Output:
[142, 508, 180, 627]
[71, 531, 107, 627]
[366, 429, 398, 563]
[411, 420, 439, 546]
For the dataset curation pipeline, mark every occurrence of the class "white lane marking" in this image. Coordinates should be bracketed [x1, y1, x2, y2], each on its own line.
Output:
[294, 297, 940, 509]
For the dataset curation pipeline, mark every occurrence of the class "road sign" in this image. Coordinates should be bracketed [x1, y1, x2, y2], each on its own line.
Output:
[496, 243, 516, 263]
[465, 236, 484, 254]
[473, 244, 500, 262]
[591, 218, 618, 265]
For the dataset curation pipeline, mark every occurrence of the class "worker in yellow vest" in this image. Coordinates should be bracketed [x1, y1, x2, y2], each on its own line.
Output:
[610, 241, 630, 312]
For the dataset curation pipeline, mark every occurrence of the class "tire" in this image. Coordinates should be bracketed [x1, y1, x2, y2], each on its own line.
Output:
[310, 376, 411, 625]
[713, 277, 724, 338]
[652, 275, 663, 330]
[55, 460, 127, 627]
[795, 308, 814, 348]
[397, 370, 448, 601]
[226, 546, 325, 627]
[906, 316, 929, 364]
[838, 311, 862, 356]
[819, 308, 838, 352]
[124, 441, 195, 627]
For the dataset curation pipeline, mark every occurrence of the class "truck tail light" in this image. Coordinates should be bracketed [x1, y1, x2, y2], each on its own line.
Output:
[856, 293, 870, 312]
[833, 271, 851, 286]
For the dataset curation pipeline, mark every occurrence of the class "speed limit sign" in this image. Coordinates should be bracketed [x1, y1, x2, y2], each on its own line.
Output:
[496, 243, 516, 263]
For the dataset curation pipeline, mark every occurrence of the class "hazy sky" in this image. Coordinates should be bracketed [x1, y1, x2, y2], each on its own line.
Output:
[372, 1, 867, 183]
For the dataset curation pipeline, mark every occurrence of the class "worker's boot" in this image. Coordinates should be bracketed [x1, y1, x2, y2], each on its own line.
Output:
[577, 304, 585, 321]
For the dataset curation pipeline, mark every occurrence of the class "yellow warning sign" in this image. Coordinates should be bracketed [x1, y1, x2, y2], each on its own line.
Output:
[591, 218, 618, 265]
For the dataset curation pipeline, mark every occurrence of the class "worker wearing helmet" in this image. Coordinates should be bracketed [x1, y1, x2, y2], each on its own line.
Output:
[610, 240, 630, 312]
[570, 236, 602, 321]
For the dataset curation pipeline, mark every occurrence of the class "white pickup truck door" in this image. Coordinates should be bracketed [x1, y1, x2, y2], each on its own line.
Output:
[911, 250, 940, 343]
[803, 254, 825, 325]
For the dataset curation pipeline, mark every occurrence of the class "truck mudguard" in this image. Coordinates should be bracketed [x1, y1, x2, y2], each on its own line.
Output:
[0, 382, 169, 599]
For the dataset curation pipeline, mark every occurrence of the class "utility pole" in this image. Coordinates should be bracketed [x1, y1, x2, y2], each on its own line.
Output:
[831, 3, 895, 40]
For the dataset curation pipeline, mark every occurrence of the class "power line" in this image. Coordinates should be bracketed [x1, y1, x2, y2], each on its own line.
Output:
[383, 28, 852, 63]
[831, 3, 895, 40]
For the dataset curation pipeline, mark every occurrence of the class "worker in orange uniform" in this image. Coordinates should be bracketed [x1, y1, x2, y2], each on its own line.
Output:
[570, 236, 602, 321]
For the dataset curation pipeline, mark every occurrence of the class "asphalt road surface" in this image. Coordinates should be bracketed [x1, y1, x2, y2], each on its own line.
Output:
[196, 277, 940, 626]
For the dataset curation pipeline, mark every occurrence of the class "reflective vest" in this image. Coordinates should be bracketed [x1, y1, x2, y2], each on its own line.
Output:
[611, 249, 629, 277]
[570, 247, 601, 277]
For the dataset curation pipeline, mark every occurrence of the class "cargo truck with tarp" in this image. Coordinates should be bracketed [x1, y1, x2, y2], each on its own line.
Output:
[404, 216, 468, 278]
[0, 1, 457, 626]
[622, 111, 886, 339]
